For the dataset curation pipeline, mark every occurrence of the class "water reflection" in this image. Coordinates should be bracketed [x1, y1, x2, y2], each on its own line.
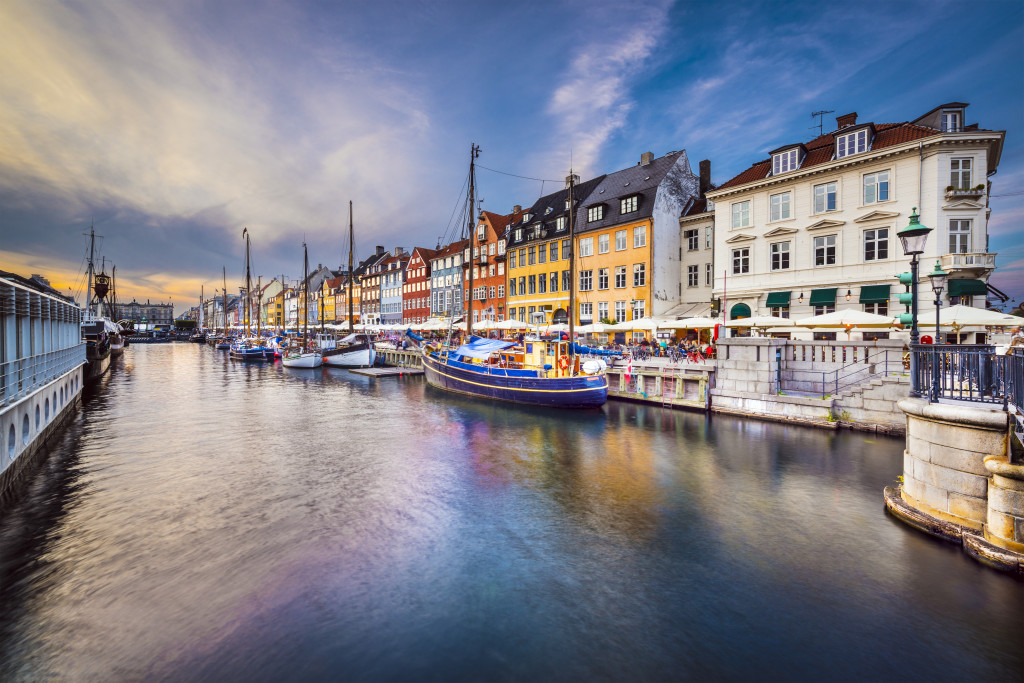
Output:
[0, 345, 1019, 682]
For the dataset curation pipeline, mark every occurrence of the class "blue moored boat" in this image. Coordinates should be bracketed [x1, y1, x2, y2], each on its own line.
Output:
[412, 334, 608, 409]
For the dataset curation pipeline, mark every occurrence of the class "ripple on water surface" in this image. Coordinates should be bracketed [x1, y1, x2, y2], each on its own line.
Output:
[0, 344, 1020, 681]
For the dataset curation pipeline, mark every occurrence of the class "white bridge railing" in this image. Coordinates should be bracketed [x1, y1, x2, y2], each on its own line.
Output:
[0, 344, 87, 406]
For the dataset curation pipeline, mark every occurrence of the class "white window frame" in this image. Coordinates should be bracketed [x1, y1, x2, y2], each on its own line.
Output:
[632, 299, 645, 320]
[770, 241, 790, 271]
[732, 248, 749, 275]
[687, 265, 698, 287]
[769, 192, 791, 222]
[836, 129, 868, 159]
[588, 205, 604, 222]
[813, 181, 837, 213]
[621, 195, 638, 214]
[863, 228, 889, 262]
[814, 235, 837, 267]
[949, 220, 972, 253]
[772, 148, 799, 175]
[555, 216, 567, 231]
[941, 110, 962, 133]
[615, 230, 627, 251]
[579, 302, 593, 320]
[614, 266, 627, 289]
[579, 269, 593, 292]
[598, 234, 610, 254]
[598, 267, 609, 290]
[705, 263, 712, 286]
[863, 170, 890, 205]
[598, 302, 608, 321]
[614, 301, 627, 323]
[633, 263, 646, 287]
[950, 158, 973, 190]
[579, 237, 593, 257]
[633, 225, 646, 248]
[731, 201, 751, 229]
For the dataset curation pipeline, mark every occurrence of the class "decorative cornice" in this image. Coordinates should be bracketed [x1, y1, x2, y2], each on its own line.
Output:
[725, 233, 756, 244]
[853, 210, 900, 223]
[942, 199, 986, 211]
[805, 219, 846, 231]
[763, 226, 800, 237]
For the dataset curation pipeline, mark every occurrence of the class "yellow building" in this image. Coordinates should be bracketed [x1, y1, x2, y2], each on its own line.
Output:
[573, 151, 700, 330]
[505, 176, 605, 324]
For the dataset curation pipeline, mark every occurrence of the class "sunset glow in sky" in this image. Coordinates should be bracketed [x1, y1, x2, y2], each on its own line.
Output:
[1, 0, 1022, 313]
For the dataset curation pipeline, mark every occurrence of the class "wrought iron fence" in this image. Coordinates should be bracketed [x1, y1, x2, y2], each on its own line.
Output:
[911, 344, 1024, 410]
[0, 344, 87, 406]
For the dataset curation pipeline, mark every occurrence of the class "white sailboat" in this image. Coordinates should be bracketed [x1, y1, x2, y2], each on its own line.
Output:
[282, 241, 323, 369]
[323, 201, 376, 368]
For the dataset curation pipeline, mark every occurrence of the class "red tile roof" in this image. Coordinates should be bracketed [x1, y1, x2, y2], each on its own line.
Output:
[717, 121, 940, 191]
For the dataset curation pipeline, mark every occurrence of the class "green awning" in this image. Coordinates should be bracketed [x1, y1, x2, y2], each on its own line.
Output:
[859, 284, 890, 304]
[808, 288, 837, 306]
[730, 303, 751, 319]
[765, 291, 791, 307]
[948, 279, 987, 297]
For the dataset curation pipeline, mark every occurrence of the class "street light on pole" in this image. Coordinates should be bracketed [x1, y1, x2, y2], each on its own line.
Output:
[927, 261, 949, 402]
[897, 208, 932, 398]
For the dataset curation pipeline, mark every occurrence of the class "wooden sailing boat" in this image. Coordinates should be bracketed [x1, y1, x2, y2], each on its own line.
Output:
[230, 228, 266, 361]
[323, 201, 376, 368]
[282, 241, 323, 368]
[408, 145, 608, 408]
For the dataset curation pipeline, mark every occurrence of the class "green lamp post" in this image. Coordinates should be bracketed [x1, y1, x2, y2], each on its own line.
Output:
[897, 208, 932, 397]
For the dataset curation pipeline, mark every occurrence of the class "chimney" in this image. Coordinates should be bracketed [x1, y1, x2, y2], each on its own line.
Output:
[640, 151, 654, 166]
[513, 205, 522, 213]
[565, 173, 580, 188]
[375, 245, 385, 256]
[836, 112, 857, 130]
[699, 159, 711, 197]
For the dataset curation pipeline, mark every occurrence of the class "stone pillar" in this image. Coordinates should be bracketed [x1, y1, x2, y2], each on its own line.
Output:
[898, 398, 1009, 529]
[983, 455, 1024, 553]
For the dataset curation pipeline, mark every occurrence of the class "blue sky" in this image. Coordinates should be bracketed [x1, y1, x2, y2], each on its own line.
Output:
[0, 0, 1021, 312]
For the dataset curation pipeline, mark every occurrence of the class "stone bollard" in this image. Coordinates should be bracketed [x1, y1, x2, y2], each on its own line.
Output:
[983, 455, 1024, 553]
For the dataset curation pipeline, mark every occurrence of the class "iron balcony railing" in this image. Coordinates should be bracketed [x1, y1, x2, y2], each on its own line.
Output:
[0, 343, 87, 406]
[911, 345, 1023, 411]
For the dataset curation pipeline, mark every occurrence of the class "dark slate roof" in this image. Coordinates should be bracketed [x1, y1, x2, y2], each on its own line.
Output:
[504, 175, 606, 248]
[681, 197, 710, 217]
[717, 121, 949, 191]
[573, 151, 688, 233]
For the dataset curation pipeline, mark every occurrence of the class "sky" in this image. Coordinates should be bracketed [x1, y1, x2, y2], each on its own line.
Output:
[1, 0, 1022, 314]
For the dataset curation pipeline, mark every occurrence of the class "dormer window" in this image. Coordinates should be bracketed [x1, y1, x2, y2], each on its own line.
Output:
[836, 129, 868, 158]
[587, 205, 604, 222]
[555, 216, 567, 231]
[620, 195, 638, 214]
[941, 109, 962, 132]
[564, 199, 570, 210]
[515, 229, 522, 241]
[772, 148, 800, 175]
[522, 213, 532, 222]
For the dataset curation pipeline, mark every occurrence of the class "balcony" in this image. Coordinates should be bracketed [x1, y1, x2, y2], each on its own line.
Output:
[940, 252, 996, 276]
[944, 185, 985, 200]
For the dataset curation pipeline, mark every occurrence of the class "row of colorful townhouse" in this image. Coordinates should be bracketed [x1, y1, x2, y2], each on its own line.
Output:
[192, 101, 1007, 343]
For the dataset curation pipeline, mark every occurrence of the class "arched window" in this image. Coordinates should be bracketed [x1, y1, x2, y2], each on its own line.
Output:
[730, 303, 751, 320]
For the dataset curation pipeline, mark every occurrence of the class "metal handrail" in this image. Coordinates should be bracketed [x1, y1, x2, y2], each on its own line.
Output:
[808, 348, 904, 398]
[0, 343, 87, 406]
[911, 345, 1022, 409]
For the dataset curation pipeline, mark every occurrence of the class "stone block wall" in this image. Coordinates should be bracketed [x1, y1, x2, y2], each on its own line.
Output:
[983, 455, 1024, 552]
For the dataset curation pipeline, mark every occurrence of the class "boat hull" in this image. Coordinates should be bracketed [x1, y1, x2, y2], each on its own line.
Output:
[322, 344, 375, 368]
[230, 347, 266, 361]
[282, 353, 323, 368]
[420, 351, 607, 408]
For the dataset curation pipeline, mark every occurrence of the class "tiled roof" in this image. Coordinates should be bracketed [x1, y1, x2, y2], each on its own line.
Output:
[681, 197, 709, 217]
[435, 239, 468, 259]
[481, 210, 519, 233]
[717, 122, 940, 191]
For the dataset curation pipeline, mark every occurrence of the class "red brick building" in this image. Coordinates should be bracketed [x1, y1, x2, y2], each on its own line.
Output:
[403, 246, 437, 325]
[464, 209, 520, 323]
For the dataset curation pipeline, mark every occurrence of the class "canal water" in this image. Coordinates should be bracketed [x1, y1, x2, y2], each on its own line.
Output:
[0, 345, 1020, 681]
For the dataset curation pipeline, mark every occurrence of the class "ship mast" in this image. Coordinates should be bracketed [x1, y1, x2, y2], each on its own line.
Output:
[466, 143, 480, 339]
[568, 171, 576, 362]
[302, 242, 309, 350]
[243, 228, 252, 337]
[222, 266, 228, 334]
[86, 226, 95, 319]
[348, 201, 355, 335]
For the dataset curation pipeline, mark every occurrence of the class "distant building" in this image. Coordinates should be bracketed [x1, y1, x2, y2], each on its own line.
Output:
[112, 299, 174, 326]
[404, 246, 437, 325]
[464, 209, 517, 323]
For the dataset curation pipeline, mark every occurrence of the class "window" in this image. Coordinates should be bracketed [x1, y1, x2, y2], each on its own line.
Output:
[814, 304, 836, 315]
[632, 299, 645, 320]
[489, 243, 495, 256]
[549, 242, 558, 262]
[769, 192, 791, 221]
[528, 246, 536, 265]
[814, 182, 837, 213]
[772, 148, 799, 174]
[528, 275, 536, 294]
[731, 201, 751, 229]
[769, 306, 790, 319]
[941, 110, 961, 132]
[615, 266, 627, 288]
[770, 242, 790, 271]
[518, 276, 526, 294]
[814, 235, 837, 266]
[949, 220, 971, 253]
[598, 302, 608, 321]
[863, 302, 888, 315]
[633, 226, 646, 248]
[863, 228, 889, 261]
[538, 274, 546, 293]
[836, 129, 868, 158]
[684, 229, 699, 251]
[598, 234, 610, 254]
[863, 170, 889, 204]
[497, 285, 504, 298]
[705, 263, 712, 286]
[562, 240, 571, 260]
[497, 240, 505, 255]
[562, 270, 571, 291]
[633, 263, 646, 287]
[579, 237, 593, 257]
[687, 265, 698, 287]
[950, 158, 972, 189]
[614, 301, 627, 322]
[621, 195, 638, 214]
[579, 302, 593, 321]
[731, 248, 750, 274]
[613, 230, 627, 252]
[705, 226, 713, 248]
[598, 268, 609, 290]
[497, 263, 504, 276]
[537, 245, 546, 264]
[588, 205, 604, 222]
[579, 270, 593, 291]
[550, 272, 558, 292]
[555, 217, 567, 231]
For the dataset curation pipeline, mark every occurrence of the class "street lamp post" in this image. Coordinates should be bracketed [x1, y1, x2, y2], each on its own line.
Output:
[897, 208, 932, 398]
[927, 261, 949, 402]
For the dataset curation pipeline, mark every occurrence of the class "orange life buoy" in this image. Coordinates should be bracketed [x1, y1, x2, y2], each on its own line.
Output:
[559, 355, 569, 371]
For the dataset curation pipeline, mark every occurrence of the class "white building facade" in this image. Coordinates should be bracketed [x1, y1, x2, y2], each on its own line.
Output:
[706, 103, 1005, 341]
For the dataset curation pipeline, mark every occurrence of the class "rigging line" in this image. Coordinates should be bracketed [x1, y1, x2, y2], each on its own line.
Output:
[477, 164, 561, 183]
[439, 173, 470, 247]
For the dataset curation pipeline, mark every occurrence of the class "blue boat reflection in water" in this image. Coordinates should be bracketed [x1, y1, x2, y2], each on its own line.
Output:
[0, 344, 1019, 682]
